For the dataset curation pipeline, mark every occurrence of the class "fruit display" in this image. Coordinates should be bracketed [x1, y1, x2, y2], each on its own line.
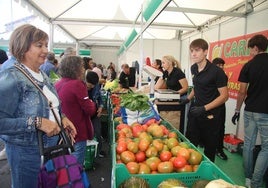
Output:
[118, 176, 150, 188]
[114, 118, 203, 174]
[158, 178, 187, 188]
[103, 78, 119, 91]
[109, 92, 235, 188]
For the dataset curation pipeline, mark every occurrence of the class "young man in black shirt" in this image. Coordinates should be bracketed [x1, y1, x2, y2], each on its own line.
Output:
[183, 38, 228, 162]
[232, 34, 268, 188]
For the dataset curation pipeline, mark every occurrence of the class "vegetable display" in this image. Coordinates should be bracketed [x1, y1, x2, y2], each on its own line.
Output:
[103, 79, 119, 91]
[120, 93, 150, 111]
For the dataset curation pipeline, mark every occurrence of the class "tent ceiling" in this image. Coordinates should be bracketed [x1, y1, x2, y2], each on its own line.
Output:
[22, 0, 255, 48]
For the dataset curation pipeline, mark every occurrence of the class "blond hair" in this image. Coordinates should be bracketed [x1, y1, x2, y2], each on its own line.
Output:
[162, 55, 181, 69]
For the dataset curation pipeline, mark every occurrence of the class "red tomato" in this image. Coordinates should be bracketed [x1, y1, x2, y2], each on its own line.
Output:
[168, 131, 178, 139]
[127, 141, 139, 153]
[120, 151, 136, 164]
[138, 163, 151, 174]
[146, 157, 161, 171]
[159, 151, 172, 162]
[135, 151, 146, 162]
[188, 150, 202, 165]
[142, 124, 148, 131]
[157, 161, 174, 173]
[159, 125, 169, 135]
[138, 139, 150, 151]
[176, 164, 193, 173]
[167, 138, 179, 149]
[132, 124, 144, 137]
[145, 118, 157, 126]
[152, 139, 164, 152]
[173, 156, 187, 168]
[126, 161, 139, 174]
[116, 142, 127, 154]
[145, 146, 158, 158]
[177, 147, 190, 160]
[116, 123, 129, 131]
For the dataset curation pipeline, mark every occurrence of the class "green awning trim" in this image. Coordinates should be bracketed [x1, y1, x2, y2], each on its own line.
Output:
[143, 0, 163, 21]
[124, 29, 138, 48]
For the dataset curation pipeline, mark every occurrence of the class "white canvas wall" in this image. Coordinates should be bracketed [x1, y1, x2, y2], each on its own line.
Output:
[90, 47, 118, 70]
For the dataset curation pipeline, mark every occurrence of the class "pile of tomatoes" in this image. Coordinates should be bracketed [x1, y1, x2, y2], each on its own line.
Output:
[115, 118, 203, 174]
[110, 94, 121, 115]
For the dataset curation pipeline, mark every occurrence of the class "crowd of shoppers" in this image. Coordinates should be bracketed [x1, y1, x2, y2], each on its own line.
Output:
[0, 22, 267, 188]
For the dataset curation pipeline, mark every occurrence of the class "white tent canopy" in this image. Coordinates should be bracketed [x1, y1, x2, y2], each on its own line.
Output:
[0, 0, 258, 50]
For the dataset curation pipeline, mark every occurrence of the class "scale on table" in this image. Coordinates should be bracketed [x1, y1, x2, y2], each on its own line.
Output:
[143, 65, 163, 96]
[143, 65, 180, 101]
[154, 89, 180, 101]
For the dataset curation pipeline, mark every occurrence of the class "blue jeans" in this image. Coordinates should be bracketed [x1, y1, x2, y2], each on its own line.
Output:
[243, 111, 268, 188]
[6, 143, 40, 188]
[72, 140, 87, 166]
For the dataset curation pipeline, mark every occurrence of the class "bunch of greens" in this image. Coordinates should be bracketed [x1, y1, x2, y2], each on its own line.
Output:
[120, 93, 150, 111]
[103, 79, 119, 91]
[49, 71, 61, 84]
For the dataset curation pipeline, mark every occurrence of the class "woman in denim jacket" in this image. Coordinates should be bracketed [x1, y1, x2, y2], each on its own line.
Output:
[0, 24, 77, 188]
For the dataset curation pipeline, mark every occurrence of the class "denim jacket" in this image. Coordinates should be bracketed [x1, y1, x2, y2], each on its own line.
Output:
[88, 83, 103, 109]
[0, 65, 59, 146]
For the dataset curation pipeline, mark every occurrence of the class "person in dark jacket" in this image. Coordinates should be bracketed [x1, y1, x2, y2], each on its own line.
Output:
[40, 51, 57, 76]
[86, 70, 106, 158]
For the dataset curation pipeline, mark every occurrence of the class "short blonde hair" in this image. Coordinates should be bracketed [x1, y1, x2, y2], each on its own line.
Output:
[162, 55, 181, 69]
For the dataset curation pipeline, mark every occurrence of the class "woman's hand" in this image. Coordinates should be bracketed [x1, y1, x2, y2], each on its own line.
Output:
[97, 107, 103, 117]
[61, 117, 77, 144]
[38, 118, 61, 137]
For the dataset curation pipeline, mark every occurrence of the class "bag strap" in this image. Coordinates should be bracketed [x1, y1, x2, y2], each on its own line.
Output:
[14, 64, 73, 157]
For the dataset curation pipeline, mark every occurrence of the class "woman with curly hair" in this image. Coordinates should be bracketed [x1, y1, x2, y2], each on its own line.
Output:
[55, 56, 96, 165]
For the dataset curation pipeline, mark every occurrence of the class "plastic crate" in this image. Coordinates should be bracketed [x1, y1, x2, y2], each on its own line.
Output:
[224, 134, 244, 153]
[112, 161, 234, 188]
[111, 115, 234, 187]
[84, 139, 98, 170]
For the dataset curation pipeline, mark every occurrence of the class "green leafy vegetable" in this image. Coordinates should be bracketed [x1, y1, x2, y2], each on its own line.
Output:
[120, 93, 150, 111]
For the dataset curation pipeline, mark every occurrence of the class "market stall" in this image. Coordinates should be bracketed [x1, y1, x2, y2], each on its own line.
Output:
[105, 87, 237, 188]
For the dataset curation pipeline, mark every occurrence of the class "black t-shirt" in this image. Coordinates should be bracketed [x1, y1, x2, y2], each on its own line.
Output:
[119, 67, 136, 88]
[162, 67, 186, 91]
[191, 60, 227, 106]
[238, 53, 268, 113]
